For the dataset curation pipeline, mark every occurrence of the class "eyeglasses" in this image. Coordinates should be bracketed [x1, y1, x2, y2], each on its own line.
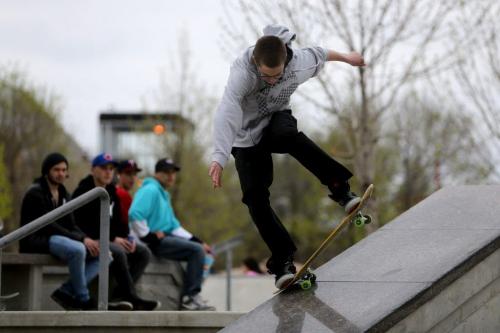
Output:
[258, 71, 284, 80]
[256, 64, 284, 80]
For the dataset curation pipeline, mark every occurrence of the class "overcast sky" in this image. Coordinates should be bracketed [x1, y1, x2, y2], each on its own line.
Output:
[0, 0, 232, 155]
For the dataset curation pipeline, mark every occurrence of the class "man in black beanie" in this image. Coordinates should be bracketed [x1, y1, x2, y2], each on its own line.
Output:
[20, 152, 100, 310]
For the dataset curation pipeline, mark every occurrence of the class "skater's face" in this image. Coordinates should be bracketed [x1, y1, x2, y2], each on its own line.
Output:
[256, 63, 284, 85]
[46, 162, 68, 186]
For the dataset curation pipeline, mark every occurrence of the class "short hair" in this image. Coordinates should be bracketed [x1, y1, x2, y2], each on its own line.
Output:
[253, 36, 286, 67]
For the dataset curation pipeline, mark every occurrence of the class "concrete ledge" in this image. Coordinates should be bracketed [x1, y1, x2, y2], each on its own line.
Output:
[221, 186, 500, 333]
[388, 249, 500, 332]
[0, 311, 244, 332]
[1, 253, 63, 265]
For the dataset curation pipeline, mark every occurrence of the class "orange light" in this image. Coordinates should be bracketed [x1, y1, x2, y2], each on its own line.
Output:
[153, 124, 166, 135]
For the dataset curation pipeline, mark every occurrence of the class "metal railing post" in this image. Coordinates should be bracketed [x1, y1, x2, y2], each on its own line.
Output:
[97, 193, 110, 311]
[212, 235, 243, 312]
[225, 249, 232, 311]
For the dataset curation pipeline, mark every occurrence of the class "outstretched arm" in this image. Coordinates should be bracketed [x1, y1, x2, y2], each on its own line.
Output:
[327, 50, 365, 67]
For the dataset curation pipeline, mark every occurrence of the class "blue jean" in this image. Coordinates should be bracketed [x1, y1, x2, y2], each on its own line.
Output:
[153, 236, 205, 296]
[49, 235, 100, 302]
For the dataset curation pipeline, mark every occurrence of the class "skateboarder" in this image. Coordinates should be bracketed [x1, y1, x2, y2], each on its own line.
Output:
[209, 25, 366, 288]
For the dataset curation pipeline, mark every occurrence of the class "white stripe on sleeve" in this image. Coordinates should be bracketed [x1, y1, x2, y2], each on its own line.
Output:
[130, 220, 150, 238]
[171, 226, 193, 239]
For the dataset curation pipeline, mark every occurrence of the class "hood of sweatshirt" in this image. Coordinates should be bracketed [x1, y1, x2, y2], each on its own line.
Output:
[263, 24, 296, 46]
[141, 177, 168, 200]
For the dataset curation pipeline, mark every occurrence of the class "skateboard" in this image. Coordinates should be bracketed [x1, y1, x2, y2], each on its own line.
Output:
[275, 184, 374, 293]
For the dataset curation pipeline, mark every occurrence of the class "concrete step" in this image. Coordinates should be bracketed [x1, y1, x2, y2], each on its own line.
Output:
[0, 311, 244, 332]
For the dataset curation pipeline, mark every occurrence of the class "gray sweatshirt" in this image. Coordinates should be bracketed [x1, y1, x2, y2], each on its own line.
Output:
[212, 25, 328, 168]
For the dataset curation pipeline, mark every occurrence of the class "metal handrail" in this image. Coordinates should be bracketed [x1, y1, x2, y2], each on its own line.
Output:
[212, 234, 243, 311]
[0, 187, 110, 311]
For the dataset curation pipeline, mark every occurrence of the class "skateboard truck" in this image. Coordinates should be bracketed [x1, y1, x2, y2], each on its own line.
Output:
[353, 212, 372, 227]
[291, 268, 317, 291]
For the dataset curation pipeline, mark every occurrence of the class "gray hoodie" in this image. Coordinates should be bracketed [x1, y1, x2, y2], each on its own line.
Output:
[212, 25, 328, 168]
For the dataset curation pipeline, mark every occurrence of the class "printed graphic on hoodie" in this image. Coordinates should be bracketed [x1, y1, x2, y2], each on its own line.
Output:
[256, 71, 299, 117]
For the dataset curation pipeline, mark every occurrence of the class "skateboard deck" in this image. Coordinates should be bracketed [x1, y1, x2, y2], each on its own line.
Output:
[276, 184, 374, 293]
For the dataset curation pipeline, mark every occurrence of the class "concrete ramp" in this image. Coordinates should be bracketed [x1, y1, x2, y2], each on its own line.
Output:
[221, 186, 500, 332]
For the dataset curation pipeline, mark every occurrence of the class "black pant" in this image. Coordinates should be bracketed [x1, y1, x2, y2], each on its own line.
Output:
[109, 241, 151, 299]
[232, 110, 352, 262]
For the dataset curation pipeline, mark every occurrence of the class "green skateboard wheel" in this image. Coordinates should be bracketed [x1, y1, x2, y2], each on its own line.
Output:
[353, 215, 365, 227]
[300, 279, 312, 290]
[353, 213, 372, 227]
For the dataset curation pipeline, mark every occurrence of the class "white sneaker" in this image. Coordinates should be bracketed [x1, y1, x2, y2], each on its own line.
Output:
[344, 196, 361, 214]
[275, 272, 295, 289]
[180, 294, 216, 311]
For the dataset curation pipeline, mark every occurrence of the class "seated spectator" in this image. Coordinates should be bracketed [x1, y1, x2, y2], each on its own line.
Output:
[242, 257, 264, 276]
[115, 159, 141, 225]
[19, 152, 99, 310]
[129, 158, 215, 311]
[73, 153, 159, 311]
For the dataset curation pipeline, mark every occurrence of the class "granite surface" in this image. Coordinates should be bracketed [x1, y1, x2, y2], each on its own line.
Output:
[221, 186, 500, 333]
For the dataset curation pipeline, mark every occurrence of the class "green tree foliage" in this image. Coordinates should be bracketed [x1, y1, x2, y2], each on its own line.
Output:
[386, 92, 493, 213]
[0, 67, 88, 236]
[0, 143, 13, 222]
[172, 134, 249, 250]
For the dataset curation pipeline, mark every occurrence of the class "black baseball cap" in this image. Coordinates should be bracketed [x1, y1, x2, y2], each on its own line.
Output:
[155, 158, 180, 173]
[117, 159, 142, 173]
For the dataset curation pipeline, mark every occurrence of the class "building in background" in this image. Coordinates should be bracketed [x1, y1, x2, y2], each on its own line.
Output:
[99, 112, 193, 174]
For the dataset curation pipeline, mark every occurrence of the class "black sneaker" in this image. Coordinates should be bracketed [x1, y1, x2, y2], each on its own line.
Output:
[129, 296, 161, 311]
[51, 289, 97, 310]
[76, 297, 97, 310]
[51, 289, 79, 310]
[328, 182, 361, 213]
[267, 256, 297, 289]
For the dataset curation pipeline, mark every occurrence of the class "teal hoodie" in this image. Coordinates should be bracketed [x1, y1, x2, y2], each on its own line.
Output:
[128, 177, 180, 233]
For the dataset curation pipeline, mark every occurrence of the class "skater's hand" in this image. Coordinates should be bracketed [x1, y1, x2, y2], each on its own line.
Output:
[84, 237, 100, 257]
[346, 52, 365, 67]
[208, 161, 223, 188]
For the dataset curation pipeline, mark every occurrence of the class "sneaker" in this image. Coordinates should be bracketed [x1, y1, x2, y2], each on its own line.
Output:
[51, 289, 79, 310]
[51, 289, 98, 310]
[107, 300, 134, 311]
[328, 182, 361, 213]
[76, 297, 97, 310]
[274, 260, 297, 289]
[129, 296, 161, 311]
[180, 294, 216, 311]
[341, 193, 361, 214]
